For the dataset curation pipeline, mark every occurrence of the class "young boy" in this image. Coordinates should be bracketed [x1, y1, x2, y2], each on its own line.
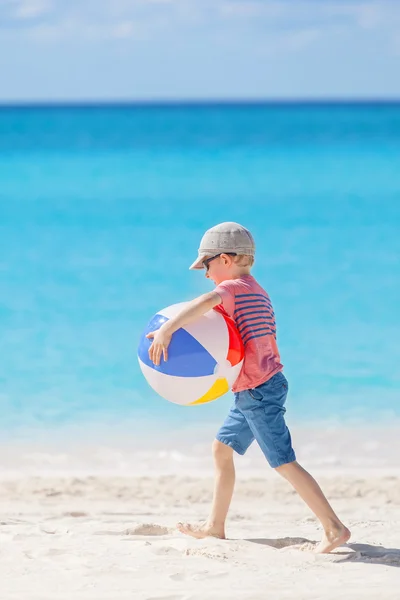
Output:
[147, 222, 350, 553]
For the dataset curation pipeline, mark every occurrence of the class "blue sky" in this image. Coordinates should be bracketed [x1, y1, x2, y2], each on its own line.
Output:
[0, 0, 400, 101]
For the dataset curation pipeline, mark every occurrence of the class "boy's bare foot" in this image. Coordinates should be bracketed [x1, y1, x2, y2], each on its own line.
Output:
[176, 521, 226, 540]
[314, 524, 351, 554]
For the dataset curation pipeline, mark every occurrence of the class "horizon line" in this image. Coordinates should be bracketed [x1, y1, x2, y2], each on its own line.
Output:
[1, 97, 400, 109]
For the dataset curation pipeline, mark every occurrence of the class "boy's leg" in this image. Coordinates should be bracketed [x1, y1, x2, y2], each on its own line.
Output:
[177, 440, 235, 539]
[177, 403, 254, 539]
[238, 373, 351, 553]
[275, 461, 351, 553]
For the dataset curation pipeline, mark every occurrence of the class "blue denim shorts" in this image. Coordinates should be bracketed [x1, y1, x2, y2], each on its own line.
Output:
[216, 372, 296, 468]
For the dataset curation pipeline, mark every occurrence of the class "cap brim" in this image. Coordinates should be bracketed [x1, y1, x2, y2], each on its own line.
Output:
[189, 258, 205, 270]
[189, 253, 209, 270]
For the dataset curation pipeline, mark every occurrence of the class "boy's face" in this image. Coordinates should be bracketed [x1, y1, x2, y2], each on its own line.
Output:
[204, 253, 237, 285]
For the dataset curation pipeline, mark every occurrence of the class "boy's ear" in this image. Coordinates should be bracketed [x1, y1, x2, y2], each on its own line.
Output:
[222, 253, 234, 266]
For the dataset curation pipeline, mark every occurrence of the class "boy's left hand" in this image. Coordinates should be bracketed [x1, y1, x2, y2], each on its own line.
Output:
[146, 326, 172, 366]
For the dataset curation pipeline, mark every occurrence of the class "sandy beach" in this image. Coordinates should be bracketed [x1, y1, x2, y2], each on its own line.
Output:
[1, 467, 399, 600]
[1, 100, 399, 599]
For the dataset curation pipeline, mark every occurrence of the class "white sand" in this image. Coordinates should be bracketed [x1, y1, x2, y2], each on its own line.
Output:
[1, 471, 399, 599]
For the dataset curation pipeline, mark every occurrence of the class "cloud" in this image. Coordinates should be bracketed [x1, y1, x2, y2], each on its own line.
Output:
[1, 0, 399, 46]
[13, 0, 51, 19]
[324, 1, 386, 29]
[0, 0, 166, 39]
[219, 1, 282, 18]
[0, 0, 52, 22]
[278, 28, 322, 52]
[218, 0, 400, 28]
[215, 0, 400, 55]
[111, 21, 135, 39]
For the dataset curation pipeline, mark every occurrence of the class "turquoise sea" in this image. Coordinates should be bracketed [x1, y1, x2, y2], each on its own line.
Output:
[0, 102, 399, 462]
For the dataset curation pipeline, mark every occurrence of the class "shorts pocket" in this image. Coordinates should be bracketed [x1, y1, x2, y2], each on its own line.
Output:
[267, 372, 288, 390]
[249, 374, 288, 401]
[248, 387, 264, 401]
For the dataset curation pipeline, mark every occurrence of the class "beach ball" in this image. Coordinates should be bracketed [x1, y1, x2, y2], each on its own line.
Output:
[138, 302, 244, 406]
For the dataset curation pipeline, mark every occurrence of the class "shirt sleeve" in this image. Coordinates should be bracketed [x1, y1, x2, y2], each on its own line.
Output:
[214, 280, 236, 317]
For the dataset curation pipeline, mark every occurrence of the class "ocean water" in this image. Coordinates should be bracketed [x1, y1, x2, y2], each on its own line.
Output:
[0, 103, 399, 471]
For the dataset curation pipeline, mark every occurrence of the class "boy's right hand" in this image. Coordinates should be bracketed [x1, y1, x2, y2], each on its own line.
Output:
[145, 291, 222, 367]
[146, 325, 172, 366]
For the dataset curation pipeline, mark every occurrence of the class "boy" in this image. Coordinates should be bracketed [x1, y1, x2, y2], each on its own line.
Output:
[147, 222, 350, 553]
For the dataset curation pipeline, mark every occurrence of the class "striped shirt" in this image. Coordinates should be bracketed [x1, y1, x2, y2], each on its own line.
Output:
[214, 274, 283, 392]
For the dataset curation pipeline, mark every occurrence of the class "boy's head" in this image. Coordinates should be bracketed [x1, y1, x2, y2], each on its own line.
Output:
[189, 222, 255, 284]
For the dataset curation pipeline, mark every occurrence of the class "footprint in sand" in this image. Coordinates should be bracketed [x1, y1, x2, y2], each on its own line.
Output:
[22, 547, 70, 561]
[126, 524, 170, 536]
[95, 524, 170, 537]
[151, 545, 182, 556]
[47, 548, 68, 557]
[184, 547, 230, 561]
[169, 572, 187, 581]
[63, 511, 88, 518]
[192, 569, 229, 580]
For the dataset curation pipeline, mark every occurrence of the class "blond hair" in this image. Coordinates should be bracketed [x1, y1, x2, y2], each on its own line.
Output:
[233, 254, 255, 268]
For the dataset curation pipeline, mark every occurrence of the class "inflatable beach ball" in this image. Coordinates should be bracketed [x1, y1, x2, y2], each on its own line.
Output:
[138, 302, 244, 406]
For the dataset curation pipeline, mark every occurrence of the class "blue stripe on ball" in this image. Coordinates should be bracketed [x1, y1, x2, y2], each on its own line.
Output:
[138, 313, 217, 377]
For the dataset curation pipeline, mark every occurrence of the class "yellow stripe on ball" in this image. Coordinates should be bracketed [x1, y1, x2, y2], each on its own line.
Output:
[188, 377, 229, 405]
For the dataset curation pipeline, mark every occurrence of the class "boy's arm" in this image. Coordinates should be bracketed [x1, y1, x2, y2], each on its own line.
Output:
[163, 291, 222, 333]
[146, 291, 222, 366]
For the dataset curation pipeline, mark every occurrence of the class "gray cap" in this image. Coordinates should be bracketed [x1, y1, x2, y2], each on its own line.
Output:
[189, 222, 255, 270]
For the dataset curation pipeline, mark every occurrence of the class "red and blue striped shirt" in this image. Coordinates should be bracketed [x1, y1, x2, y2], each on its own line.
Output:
[214, 274, 283, 392]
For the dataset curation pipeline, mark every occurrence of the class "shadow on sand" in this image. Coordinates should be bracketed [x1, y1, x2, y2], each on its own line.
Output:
[245, 537, 400, 567]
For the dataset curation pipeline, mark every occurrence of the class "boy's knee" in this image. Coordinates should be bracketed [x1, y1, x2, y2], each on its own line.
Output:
[274, 460, 297, 477]
[212, 439, 233, 464]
